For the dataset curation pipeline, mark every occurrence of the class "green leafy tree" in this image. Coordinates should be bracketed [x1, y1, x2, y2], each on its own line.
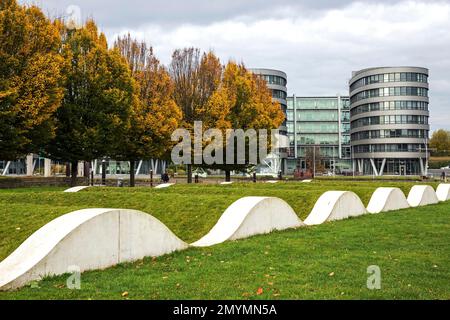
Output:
[45, 20, 135, 186]
[0, 0, 64, 160]
[430, 129, 450, 154]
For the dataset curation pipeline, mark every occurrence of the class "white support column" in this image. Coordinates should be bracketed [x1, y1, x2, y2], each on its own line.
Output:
[293, 94, 298, 159]
[424, 158, 429, 176]
[136, 160, 143, 176]
[378, 158, 386, 176]
[2, 161, 11, 176]
[44, 158, 52, 177]
[337, 94, 342, 160]
[26, 154, 34, 176]
[419, 158, 425, 176]
[154, 160, 159, 174]
[151, 159, 155, 172]
[357, 159, 363, 173]
[369, 158, 379, 176]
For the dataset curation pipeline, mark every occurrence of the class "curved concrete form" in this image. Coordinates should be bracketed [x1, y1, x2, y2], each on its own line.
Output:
[220, 182, 233, 185]
[407, 185, 439, 207]
[3, 183, 444, 290]
[266, 180, 279, 184]
[304, 191, 367, 226]
[191, 197, 303, 247]
[436, 184, 450, 202]
[154, 183, 174, 189]
[367, 187, 410, 214]
[64, 186, 90, 193]
[301, 180, 312, 183]
[0, 209, 187, 290]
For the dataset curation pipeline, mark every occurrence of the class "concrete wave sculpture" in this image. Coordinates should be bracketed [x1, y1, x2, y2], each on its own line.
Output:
[367, 187, 410, 214]
[0, 209, 188, 290]
[407, 185, 439, 207]
[2, 183, 448, 290]
[304, 191, 367, 225]
[154, 183, 174, 189]
[436, 184, 450, 202]
[191, 197, 303, 247]
[64, 186, 90, 193]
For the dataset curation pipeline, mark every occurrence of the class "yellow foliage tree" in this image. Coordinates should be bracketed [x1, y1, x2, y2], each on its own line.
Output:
[200, 61, 285, 180]
[115, 35, 182, 186]
[0, 0, 64, 160]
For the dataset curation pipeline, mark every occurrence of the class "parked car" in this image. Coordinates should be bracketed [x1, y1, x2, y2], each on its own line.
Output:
[440, 165, 450, 170]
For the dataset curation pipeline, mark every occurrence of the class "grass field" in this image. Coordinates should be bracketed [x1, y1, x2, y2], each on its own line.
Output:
[0, 181, 449, 299]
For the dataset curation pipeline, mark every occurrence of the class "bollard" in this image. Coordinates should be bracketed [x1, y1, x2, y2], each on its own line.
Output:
[252, 172, 256, 183]
[90, 170, 94, 186]
[150, 170, 153, 187]
[195, 174, 199, 183]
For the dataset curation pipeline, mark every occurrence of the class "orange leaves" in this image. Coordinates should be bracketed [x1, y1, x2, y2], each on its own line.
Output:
[115, 36, 182, 160]
[0, 0, 65, 159]
[256, 287, 264, 295]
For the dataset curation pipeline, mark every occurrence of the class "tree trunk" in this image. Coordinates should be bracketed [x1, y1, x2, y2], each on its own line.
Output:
[187, 164, 192, 184]
[65, 163, 71, 177]
[70, 160, 78, 187]
[225, 170, 231, 182]
[129, 160, 135, 187]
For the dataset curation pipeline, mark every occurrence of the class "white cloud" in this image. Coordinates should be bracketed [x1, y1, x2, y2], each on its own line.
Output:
[21, 0, 450, 130]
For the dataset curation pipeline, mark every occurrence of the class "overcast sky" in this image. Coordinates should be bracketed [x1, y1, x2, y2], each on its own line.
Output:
[20, 0, 450, 131]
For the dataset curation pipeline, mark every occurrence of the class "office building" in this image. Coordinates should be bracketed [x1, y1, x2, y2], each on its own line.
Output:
[349, 66, 429, 176]
[286, 95, 351, 174]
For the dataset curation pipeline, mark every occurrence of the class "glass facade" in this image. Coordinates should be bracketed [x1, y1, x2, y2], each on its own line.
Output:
[350, 72, 428, 91]
[286, 96, 351, 174]
[350, 87, 428, 103]
[352, 129, 428, 141]
[350, 101, 428, 116]
[351, 115, 428, 129]
[272, 89, 287, 100]
[261, 74, 287, 86]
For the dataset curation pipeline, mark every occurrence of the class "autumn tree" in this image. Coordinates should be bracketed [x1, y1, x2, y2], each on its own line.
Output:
[0, 0, 64, 160]
[114, 34, 181, 187]
[199, 62, 285, 181]
[45, 20, 135, 186]
[430, 129, 450, 154]
[169, 48, 217, 183]
[304, 146, 325, 176]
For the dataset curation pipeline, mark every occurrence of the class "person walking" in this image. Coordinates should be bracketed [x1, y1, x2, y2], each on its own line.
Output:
[442, 170, 446, 182]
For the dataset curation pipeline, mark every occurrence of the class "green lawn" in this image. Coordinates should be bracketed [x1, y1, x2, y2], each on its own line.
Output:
[0, 181, 449, 299]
